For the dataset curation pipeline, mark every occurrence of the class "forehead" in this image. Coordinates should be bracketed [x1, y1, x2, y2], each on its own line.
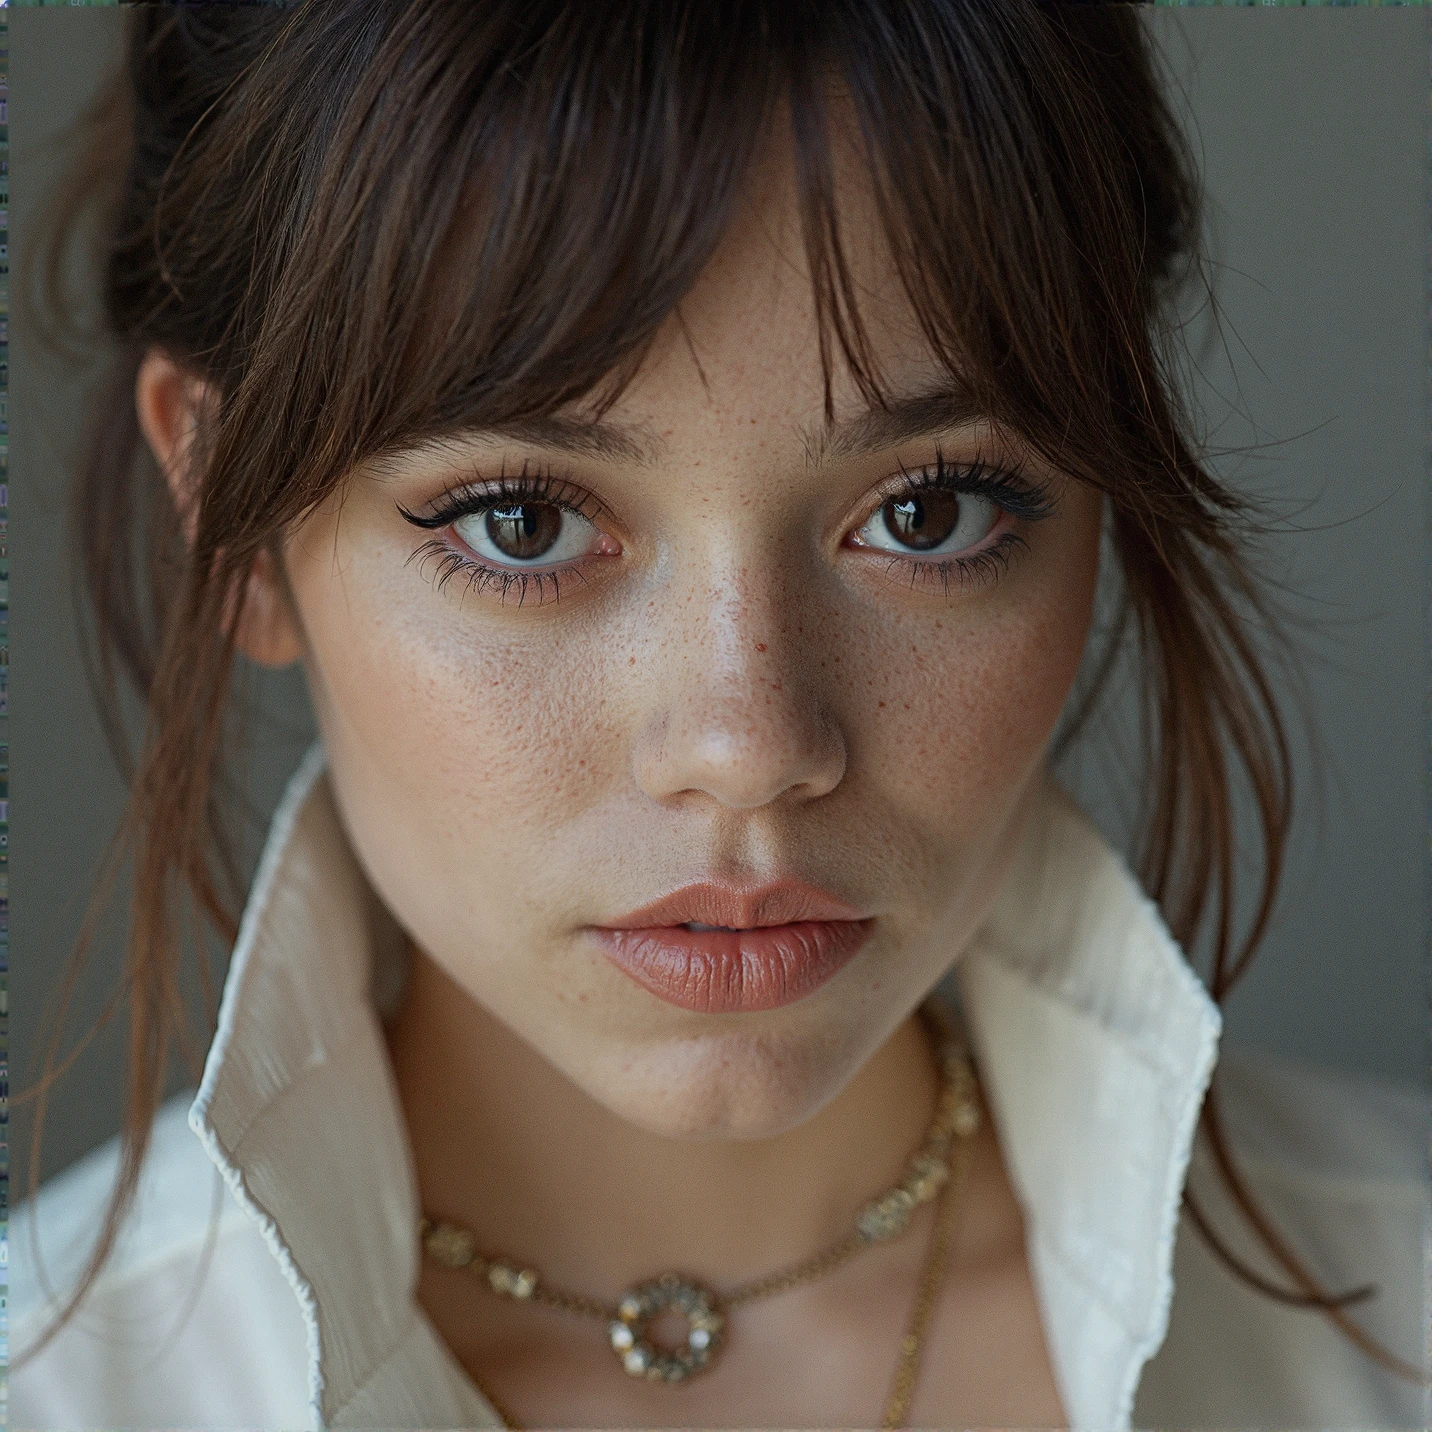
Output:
[363, 101, 1003, 490]
[558, 118, 963, 463]
[401, 205, 986, 483]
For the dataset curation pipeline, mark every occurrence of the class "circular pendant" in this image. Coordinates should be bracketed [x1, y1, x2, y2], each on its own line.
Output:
[607, 1271, 726, 1382]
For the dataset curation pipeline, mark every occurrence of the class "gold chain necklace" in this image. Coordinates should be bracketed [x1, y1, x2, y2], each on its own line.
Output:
[420, 996, 981, 1429]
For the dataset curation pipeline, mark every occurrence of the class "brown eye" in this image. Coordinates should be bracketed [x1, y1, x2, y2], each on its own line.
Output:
[453, 501, 600, 567]
[882, 492, 961, 551]
[485, 503, 562, 560]
[856, 488, 1000, 558]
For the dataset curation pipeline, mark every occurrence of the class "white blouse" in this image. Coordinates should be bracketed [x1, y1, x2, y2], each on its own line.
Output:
[11, 741, 1430, 1429]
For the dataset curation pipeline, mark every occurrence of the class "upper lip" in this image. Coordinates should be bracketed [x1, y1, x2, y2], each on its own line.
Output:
[599, 879, 866, 930]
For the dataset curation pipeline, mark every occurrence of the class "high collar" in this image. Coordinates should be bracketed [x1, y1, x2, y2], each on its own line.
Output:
[189, 741, 1221, 1430]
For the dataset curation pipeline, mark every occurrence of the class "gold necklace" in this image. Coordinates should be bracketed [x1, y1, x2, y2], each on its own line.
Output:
[420, 996, 981, 1430]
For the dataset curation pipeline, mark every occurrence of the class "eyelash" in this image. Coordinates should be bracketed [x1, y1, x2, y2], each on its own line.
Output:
[396, 452, 1055, 607]
[398, 464, 605, 607]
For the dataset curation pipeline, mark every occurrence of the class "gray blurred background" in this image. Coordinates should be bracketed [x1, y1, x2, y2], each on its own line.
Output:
[11, 7, 1429, 1193]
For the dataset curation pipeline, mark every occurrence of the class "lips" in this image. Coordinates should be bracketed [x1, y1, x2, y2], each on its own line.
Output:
[600, 879, 866, 931]
[591, 879, 873, 1013]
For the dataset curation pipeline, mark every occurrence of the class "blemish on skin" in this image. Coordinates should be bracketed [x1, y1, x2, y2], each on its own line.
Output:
[755, 642, 767, 652]
[629, 656, 636, 665]
[878, 701, 886, 708]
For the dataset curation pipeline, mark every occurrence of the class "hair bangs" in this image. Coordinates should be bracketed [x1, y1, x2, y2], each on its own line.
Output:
[181, 0, 1191, 538]
[126, 0, 1195, 568]
[190, 2, 787, 534]
[819, 1, 1204, 500]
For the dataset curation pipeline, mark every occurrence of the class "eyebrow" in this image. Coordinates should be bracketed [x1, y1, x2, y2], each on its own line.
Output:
[799, 383, 988, 467]
[428, 380, 988, 472]
[454, 412, 660, 466]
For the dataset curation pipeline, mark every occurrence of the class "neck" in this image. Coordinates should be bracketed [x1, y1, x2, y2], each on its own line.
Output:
[384, 942, 945, 1295]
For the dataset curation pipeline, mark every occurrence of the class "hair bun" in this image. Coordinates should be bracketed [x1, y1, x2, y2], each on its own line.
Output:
[127, 4, 288, 152]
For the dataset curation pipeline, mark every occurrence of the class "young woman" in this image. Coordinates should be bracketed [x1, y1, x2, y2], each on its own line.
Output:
[12, 3, 1429, 1429]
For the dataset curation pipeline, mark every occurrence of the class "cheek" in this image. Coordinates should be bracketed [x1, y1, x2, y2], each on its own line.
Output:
[327, 619, 606, 823]
[286, 531, 615, 936]
[860, 523, 1099, 822]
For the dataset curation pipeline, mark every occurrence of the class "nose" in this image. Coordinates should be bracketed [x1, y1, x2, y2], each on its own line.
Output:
[630, 560, 847, 811]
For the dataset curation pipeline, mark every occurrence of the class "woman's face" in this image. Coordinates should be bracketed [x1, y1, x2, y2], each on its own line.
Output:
[270, 150, 1105, 1142]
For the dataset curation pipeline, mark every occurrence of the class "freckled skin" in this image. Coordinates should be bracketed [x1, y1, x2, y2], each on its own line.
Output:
[141, 127, 1094, 1426]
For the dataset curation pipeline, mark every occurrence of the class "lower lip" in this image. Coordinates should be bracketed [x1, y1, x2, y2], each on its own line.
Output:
[590, 920, 875, 1013]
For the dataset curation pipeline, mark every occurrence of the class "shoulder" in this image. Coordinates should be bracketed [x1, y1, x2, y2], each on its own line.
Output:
[1135, 1047, 1430, 1429]
[10, 1089, 314, 1431]
[11, 1088, 241, 1315]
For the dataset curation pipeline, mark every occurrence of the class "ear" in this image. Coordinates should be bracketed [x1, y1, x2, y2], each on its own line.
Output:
[135, 347, 305, 669]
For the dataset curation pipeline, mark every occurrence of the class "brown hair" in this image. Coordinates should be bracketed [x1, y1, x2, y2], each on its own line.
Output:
[16, 0, 1423, 1387]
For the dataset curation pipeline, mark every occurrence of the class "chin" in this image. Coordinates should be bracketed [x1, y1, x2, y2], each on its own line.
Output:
[576, 1021, 855, 1143]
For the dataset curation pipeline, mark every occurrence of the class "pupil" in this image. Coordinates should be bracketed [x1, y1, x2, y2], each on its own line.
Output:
[487, 503, 561, 561]
[883, 492, 960, 551]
